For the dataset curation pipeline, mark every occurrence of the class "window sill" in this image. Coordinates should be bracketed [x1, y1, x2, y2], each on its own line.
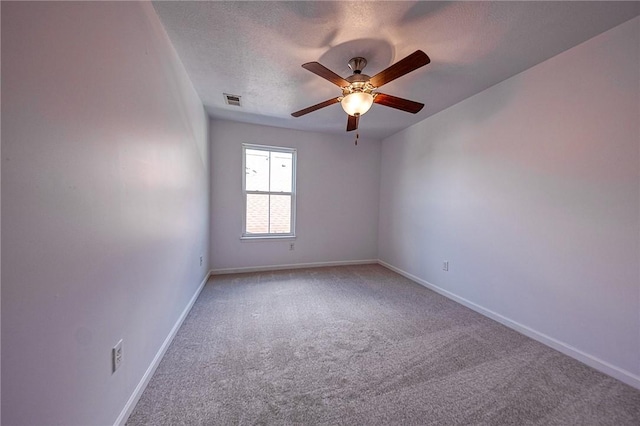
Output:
[240, 235, 296, 242]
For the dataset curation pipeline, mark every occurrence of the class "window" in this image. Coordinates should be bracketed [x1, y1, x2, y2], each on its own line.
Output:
[242, 144, 296, 238]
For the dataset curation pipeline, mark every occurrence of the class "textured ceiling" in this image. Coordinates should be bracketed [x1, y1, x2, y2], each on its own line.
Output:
[153, 1, 639, 140]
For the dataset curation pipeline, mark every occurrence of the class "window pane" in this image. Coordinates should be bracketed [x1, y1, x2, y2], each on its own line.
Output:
[269, 195, 291, 234]
[270, 152, 292, 193]
[245, 149, 269, 192]
[246, 194, 269, 234]
[243, 144, 296, 237]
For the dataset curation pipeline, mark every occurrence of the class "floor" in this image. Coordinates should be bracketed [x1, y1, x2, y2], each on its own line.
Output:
[127, 264, 640, 425]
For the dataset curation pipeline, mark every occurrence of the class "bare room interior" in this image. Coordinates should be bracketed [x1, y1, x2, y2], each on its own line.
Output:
[2, 1, 639, 425]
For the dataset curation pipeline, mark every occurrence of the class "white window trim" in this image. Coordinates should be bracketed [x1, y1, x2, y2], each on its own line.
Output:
[241, 143, 297, 240]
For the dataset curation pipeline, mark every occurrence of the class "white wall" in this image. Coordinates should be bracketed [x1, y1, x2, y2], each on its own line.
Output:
[1, 2, 209, 425]
[379, 17, 640, 386]
[210, 119, 380, 271]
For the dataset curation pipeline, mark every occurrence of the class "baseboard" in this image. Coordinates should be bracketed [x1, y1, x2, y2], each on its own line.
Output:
[113, 270, 212, 426]
[211, 259, 378, 275]
[377, 260, 640, 391]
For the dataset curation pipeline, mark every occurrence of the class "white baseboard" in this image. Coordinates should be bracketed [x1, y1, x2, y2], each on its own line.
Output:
[377, 260, 640, 391]
[114, 271, 212, 426]
[211, 259, 378, 275]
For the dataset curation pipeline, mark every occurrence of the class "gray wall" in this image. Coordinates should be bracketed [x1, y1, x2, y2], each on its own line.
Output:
[378, 17, 640, 386]
[1, 2, 209, 424]
[210, 119, 380, 271]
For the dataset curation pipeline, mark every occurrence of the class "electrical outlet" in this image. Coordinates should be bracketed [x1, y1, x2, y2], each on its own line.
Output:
[289, 242, 295, 251]
[443, 261, 449, 272]
[112, 339, 123, 373]
[199, 255, 203, 266]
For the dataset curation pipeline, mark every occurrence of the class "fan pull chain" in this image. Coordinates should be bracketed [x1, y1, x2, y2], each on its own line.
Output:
[355, 132, 359, 146]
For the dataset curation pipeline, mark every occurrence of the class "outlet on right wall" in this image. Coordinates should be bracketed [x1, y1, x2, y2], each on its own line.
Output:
[378, 17, 640, 386]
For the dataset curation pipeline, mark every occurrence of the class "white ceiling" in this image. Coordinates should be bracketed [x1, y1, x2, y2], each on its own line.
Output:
[152, 1, 639, 140]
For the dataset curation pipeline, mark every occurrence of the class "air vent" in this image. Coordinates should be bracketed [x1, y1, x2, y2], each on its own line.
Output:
[224, 93, 242, 107]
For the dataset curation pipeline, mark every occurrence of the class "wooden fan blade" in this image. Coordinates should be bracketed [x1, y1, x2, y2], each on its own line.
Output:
[374, 93, 424, 114]
[346, 114, 359, 132]
[302, 62, 350, 87]
[369, 50, 430, 88]
[291, 97, 340, 117]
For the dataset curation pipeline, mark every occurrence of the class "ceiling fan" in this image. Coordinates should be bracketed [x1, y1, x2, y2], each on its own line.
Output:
[291, 50, 431, 134]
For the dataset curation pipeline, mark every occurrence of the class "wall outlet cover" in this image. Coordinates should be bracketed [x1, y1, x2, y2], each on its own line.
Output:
[112, 339, 123, 373]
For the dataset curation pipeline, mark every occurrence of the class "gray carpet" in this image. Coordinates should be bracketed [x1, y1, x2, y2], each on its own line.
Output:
[127, 264, 640, 425]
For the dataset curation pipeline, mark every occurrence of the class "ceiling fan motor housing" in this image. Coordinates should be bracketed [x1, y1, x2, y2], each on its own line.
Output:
[344, 57, 376, 97]
[343, 73, 375, 97]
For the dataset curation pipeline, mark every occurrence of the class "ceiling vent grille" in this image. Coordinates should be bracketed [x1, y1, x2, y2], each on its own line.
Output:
[224, 93, 242, 107]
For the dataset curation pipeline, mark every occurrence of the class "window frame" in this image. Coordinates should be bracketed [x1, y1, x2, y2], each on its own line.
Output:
[241, 143, 297, 240]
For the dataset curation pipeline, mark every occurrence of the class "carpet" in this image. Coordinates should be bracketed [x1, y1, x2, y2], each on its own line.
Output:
[127, 264, 640, 425]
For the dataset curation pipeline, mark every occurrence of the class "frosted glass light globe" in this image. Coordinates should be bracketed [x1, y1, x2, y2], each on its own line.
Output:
[341, 92, 374, 116]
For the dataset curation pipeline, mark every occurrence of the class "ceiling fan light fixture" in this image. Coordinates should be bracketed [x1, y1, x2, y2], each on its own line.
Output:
[341, 92, 374, 116]
[291, 51, 430, 130]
